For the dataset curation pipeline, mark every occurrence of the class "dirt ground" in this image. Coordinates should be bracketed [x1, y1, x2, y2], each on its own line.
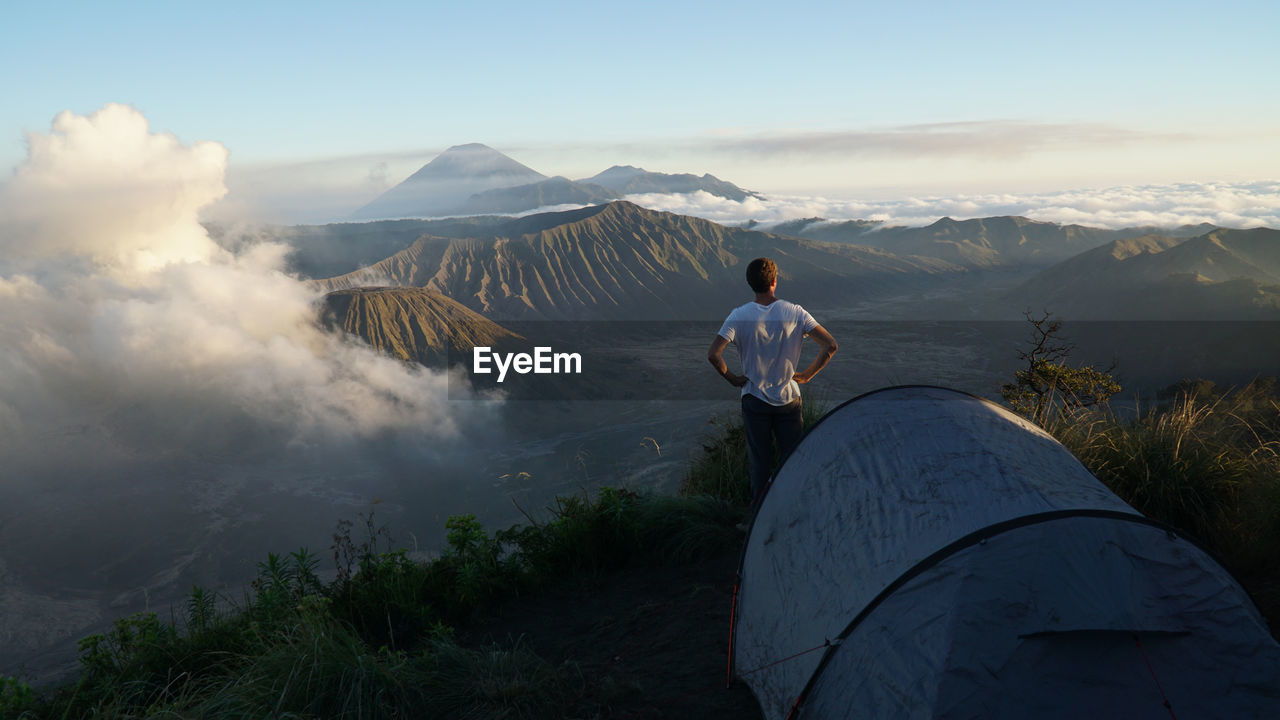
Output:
[464, 549, 764, 719]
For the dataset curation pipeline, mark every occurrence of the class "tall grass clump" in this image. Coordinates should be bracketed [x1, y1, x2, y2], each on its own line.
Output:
[1049, 379, 1280, 583]
[999, 314, 1280, 624]
[680, 391, 829, 503]
[680, 415, 752, 503]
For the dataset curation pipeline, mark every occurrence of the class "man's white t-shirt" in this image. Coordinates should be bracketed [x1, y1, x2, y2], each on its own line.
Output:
[717, 300, 818, 406]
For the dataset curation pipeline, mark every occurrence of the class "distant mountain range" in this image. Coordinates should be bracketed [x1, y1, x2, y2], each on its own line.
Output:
[451, 176, 619, 216]
[295, 202, 1280, 366]
[584, 165, 762, 202]
[350, 144, 761, 220]
[773, 215, 1222, 269]
[318, 201, 956, 321]
[1004, 227, 1280, 319]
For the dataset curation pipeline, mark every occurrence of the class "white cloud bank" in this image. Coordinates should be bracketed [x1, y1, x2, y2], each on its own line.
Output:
[699, 121, 1189, 160]
[0, 105, 487, 471]
[624, 180, 1280, 231]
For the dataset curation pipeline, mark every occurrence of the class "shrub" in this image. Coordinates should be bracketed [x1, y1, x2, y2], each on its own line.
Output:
[0, 675, 35, 718]
[1001, 311, 1120, 427]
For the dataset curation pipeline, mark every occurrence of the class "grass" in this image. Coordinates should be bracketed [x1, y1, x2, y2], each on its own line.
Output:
[1041, 378, 1280, 623]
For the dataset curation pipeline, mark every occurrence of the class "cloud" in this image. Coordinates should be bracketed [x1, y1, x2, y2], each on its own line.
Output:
[0, 105, 510, 677]
[3, 105, 228, 272]
[697, 121, 1191, 160]
[622, 180, 1280, 230]
[211, 148, 441, 224]
[0, 105, 483, 454]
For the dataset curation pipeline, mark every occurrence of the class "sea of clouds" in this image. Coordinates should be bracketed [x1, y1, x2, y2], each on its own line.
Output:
[624, 181, 1280, 232]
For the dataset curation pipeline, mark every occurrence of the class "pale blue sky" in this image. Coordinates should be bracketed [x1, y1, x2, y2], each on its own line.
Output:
[4, 0, 1278, 221]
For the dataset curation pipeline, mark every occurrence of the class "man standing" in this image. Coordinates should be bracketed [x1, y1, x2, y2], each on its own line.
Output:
[707, 257, 838, 506]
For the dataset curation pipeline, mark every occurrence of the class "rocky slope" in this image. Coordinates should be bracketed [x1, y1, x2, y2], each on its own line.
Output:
[317, 201, 959, 320]
[320, 287, 522, 365]
[1003, 228, 1280, 318]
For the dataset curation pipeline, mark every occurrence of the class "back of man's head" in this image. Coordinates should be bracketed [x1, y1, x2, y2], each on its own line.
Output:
[746, 257, 777, 293]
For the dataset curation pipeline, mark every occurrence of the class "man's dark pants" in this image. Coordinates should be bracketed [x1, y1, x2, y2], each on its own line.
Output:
[741, 394, 803, 506]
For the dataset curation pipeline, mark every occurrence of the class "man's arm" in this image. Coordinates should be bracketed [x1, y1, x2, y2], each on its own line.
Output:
[707, 335, 748, 387]
[793, 324, 838, 384]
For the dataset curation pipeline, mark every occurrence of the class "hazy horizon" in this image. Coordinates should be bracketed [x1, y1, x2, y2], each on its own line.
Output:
[216, 141, 1280, 230]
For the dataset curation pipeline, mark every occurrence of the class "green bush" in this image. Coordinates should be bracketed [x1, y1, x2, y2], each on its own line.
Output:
[1, 675, 35, 718]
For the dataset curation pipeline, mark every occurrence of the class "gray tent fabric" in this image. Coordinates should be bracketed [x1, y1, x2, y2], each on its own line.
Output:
[732, 386, 1280, 720]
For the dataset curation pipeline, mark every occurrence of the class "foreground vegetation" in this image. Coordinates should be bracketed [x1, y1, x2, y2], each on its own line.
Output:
[1002, 313, 1280, 619]
[3, 489, 744, 719]
[1050, 378, 1280, 618]
[5, 363, 1279, 717]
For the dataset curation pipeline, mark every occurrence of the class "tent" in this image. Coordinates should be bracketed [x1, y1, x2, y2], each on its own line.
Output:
[730, 386, 1280, 719]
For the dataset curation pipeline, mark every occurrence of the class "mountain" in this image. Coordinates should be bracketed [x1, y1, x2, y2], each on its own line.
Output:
[1003, 227, 1280, 319]
[350, 147, 766, 221]
[351, 144, 546, 220]
[317, 201, 959, 320]
[453, 164, 766, 215]
[451, 177, 620, 215]
[768, 218, 884, 244]
[208, 216, 514, 279]
[319, 287, 522, 365]
[801, 216, 1121, 268]
[582, 166, 763, 202]
[773, 215, 1226, 269]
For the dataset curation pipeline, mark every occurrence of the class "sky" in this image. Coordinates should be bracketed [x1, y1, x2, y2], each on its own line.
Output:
[3, 0, 1279, 224]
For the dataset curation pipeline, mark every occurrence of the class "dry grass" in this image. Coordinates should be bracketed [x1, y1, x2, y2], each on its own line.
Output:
[1046, 381, 1280, 621]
